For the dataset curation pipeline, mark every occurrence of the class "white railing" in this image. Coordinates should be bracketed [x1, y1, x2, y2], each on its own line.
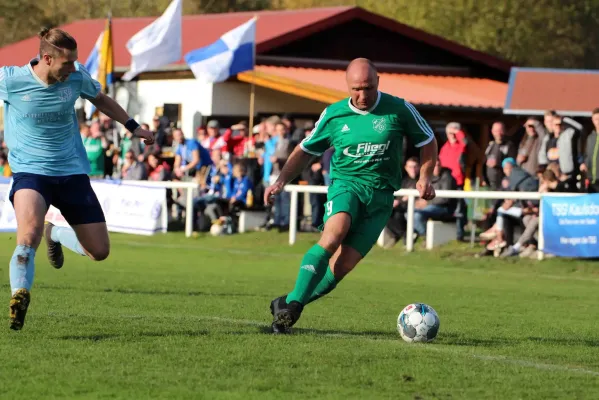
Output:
[125, 180, 198, 237]
[284, 184, 584, 260]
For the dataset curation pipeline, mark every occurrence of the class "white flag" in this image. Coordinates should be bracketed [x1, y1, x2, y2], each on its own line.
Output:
[121, 0, 182, 81]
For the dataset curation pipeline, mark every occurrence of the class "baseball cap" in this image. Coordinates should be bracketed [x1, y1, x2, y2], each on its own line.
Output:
[207, 120, 220, 128]
[502, 157, 516, 168]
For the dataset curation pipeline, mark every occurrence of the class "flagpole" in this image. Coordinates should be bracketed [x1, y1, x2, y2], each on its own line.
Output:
[248, 16, 258, 146]
[108, 11, 119, 149]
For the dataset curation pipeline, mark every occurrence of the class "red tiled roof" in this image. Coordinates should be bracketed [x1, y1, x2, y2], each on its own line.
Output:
[0, 7, 353, 69]
[245, 66, 507, 109]
[504, 68, 599, 117]
[0, 7, 511, 74]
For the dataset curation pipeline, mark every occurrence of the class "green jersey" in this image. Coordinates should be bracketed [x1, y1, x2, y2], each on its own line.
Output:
[82, 136, 105, 177]
[300, 92, 434, 191]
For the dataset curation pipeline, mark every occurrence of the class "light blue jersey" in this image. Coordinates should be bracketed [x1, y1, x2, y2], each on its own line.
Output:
[0, 60, 101, 176]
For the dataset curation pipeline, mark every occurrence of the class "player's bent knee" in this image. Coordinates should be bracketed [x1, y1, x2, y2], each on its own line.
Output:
[87, 246, 110, 261]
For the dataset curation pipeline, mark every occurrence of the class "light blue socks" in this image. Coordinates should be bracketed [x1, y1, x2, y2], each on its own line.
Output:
[10, 245, 36, 295]
[51, 226, 86, 256]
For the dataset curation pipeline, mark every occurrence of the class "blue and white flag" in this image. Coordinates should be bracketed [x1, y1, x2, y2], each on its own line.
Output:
[184, 17, 256, 83]
[121, 0, 182, 81]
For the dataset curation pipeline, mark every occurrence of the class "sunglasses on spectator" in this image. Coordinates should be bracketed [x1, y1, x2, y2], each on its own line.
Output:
[526, 125, 535, 128]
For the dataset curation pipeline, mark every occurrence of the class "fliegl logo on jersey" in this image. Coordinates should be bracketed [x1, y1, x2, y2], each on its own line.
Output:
[343, 141, 391, 159]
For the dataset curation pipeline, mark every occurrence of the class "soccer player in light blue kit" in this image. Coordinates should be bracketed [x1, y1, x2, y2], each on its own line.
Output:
[0, 28, 155, 330]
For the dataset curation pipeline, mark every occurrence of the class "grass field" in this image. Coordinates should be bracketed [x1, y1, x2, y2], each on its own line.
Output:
[1, 231, 598, 399]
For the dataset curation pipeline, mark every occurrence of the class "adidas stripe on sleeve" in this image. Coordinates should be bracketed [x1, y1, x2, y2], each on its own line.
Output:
[402, 100, 434, 148]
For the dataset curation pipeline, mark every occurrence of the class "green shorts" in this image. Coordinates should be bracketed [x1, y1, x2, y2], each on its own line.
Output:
[320, 179, 394, 257]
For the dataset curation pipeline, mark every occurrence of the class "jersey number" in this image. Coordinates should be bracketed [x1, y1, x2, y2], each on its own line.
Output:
[326, 201, 333, 216]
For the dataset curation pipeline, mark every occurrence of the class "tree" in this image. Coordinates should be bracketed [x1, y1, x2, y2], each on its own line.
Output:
[271, 0, 599, 69]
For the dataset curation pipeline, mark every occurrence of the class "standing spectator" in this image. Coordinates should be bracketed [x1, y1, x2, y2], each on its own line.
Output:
[0, 152, 11, 177]
[517, 118, 544, 177]
[383, 157, 419, 249]
[581, 108, 599, 192]
[82, 121, 107, 179]
[223, 121, 254, 159]
[439, 122, 467, 187]
[537, 110, 557, 169]
[152, 115, 169, 148]
[439, 122, 468, 240]
[541, 115, 582, 179]
[271, 122, 293, 231]
[484, 122, 517, 189]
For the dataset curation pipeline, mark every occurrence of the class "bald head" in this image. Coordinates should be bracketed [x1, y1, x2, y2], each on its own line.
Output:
[346, 58, 379, 111]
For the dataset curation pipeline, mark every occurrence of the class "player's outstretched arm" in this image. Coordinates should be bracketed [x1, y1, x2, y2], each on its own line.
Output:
[89, 93, 155, 145]
[263, 145, 313, 205]
[416, 139, 438, 200]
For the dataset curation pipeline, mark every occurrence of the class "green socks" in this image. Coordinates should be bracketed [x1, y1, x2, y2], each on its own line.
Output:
[306, 266, 338, 304]
[286, 244, 332, 305]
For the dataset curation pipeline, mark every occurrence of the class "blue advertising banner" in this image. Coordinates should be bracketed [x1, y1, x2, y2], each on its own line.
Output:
[542, 194, 599, 257]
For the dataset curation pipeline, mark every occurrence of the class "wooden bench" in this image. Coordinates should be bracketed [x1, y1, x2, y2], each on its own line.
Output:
[238, 210, 267, 233]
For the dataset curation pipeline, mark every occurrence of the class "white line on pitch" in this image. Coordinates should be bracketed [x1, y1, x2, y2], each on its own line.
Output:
[47, 311, 599, 377]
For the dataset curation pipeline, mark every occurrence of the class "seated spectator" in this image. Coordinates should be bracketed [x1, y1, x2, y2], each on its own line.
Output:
[383, 157, 419, 249]
[480, 157, 539, 254]
[205, 149, 230, 189]
[413, 160, 457, 238]
[147, 152, 171, 182]
[172, 128, 213, 181]
[197, 160, 233, 207]
[204, 163, 253, 227]
[119, 128, 143, 164]
[500, 168, 574, 258]
[0, 152, 11, 177]
[121, 150, 148, 180]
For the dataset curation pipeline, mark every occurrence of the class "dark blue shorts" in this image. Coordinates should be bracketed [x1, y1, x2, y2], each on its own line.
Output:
[9, 173, 106, 226]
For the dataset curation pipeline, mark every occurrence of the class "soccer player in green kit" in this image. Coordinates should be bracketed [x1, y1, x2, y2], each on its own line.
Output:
[264, 58, 438, 334]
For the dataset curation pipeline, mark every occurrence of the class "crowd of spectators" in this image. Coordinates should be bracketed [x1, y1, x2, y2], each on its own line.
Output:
[1, 106, 598, 257]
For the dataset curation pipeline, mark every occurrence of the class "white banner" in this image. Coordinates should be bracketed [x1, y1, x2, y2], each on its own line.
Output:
[0, 179, 167, 236]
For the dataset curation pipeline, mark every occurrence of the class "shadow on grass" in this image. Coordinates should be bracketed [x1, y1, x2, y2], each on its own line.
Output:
[527, 336, 599, 347]
[258, 325, 397, 340]
[59, 330, 210, 341]
[104, 288, 265, 298]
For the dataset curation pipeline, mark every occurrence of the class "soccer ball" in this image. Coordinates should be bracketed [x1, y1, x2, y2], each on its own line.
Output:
[209, 223, 224, 236]
[397, 303, 440, 343]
